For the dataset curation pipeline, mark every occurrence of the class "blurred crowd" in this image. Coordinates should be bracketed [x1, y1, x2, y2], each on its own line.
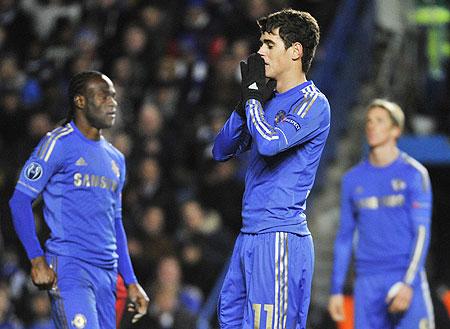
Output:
[0, 0, 341, 328]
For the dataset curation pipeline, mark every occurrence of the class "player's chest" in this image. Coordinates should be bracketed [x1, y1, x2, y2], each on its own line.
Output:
[63, 148, 121, 192]
[264, 97, 301, 125]
[351, 174, 408, 211]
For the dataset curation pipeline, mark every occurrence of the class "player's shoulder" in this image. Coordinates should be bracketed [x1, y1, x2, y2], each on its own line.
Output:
[301, 82, 328, 103]
[103, 138, 125, 163]
[41, 123, 75, 142]
[342, 160, 367, 182]
[398, 152, 429, 179]
[36, 123, 75, 161]
[291, 81, 329, 117]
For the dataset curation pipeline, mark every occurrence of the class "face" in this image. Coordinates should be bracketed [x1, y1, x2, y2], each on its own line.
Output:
[257, 28, 297, 79]
[82, 75, 117, 129]
[365, 106, 400, 148]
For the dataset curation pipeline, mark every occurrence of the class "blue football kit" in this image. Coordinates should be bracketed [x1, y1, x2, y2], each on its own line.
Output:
[331, 152, 435, 329]
[10, 122, 136, 329]
[213, 80, 330, 329]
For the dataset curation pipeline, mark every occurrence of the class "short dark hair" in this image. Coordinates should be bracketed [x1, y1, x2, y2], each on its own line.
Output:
[257, 9, 320, 73]
[65, 70, 103, 124]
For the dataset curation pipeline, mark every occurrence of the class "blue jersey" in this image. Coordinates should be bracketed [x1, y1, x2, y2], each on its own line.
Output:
[15, 122, 125, 268]
[213, 81, 330, 235]
[331, 152, 432, 294]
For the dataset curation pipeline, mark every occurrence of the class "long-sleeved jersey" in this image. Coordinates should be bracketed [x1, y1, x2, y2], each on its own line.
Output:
[13, 122, 125, 269]
[213, 80, 330, 234]
[331, 152, 433, 294]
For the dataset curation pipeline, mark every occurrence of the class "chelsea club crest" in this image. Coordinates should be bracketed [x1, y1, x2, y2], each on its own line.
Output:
[72, 314, 87, 329]
[111, 160, 120, 178]
[275, 110, 286, 124]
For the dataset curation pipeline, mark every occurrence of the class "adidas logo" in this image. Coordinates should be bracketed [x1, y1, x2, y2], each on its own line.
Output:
[75, 157, 87, 166]
[248, 82, 259, 90]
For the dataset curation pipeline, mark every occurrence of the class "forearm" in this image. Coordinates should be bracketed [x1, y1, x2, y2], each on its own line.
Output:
[245, 99, 286, 156]
[245, 99, 329, 156]
[404, 173, 432, 285]
[115, 216, 137, 285]
[331, 234, 353, 294]
[9, 189, 44, 260]
[212, 111, 250, 161]
[403, 224, 430, 285]
[331, 186, 356, 294]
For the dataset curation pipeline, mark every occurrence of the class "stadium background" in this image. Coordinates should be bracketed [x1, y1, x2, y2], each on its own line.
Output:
[0, 0, 449, 328]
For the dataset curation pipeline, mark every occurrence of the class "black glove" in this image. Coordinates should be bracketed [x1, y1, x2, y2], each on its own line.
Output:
[240, 53, 266, 103]
[236, 53, 276, 119]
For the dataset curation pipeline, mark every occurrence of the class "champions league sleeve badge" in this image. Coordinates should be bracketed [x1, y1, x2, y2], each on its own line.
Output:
[24, 162, 43, 181]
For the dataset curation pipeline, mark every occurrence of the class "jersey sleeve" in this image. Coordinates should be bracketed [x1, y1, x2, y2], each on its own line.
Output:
[10, 129, 67, 260]
[244, 95, 330, 157]
[114, 154, 137, 285]
[403, 167, 432, 285]
[115, 216, 137, 285]
[212, 111, 252, 161]
[9, 189, 44, 259]
[331, 174, 357, 294]
[15, 132, 65, 198]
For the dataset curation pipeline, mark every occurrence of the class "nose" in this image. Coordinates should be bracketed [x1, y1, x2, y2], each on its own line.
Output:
[257, 45, 265, 57]
[109, 97, 118, 107]
[365, 122, 374, 132]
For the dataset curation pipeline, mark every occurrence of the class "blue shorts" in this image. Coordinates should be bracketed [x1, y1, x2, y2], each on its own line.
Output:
[354, 270, 435, 329]
[46, 254, 117, 329]
[218, 232, 314, 329]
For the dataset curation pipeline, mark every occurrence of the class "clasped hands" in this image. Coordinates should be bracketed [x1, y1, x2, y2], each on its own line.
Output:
[236, 53, 276, 118]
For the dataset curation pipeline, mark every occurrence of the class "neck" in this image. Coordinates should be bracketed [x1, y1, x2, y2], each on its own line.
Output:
[369, 143, 399, 167]
[74, 116, 101, 141]
[275, 70, 307, 93]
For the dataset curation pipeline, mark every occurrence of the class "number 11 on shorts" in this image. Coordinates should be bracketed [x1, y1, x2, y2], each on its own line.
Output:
[252, 303, 274, 329]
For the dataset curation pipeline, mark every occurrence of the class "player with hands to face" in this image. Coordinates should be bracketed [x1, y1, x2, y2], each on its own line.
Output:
[213, 9, 330, 329]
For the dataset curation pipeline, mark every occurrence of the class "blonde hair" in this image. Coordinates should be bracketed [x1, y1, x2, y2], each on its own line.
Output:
[368, 99, 405, 132]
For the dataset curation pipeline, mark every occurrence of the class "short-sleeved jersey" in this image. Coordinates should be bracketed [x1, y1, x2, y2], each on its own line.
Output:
[213, 81, 331, 235]
[331, 152, 432, 294]
[15, 122, 125, 268]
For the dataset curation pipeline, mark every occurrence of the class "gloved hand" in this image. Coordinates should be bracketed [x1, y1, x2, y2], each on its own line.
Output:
[235, 79, 276, 118]
[240, 53, 267, 104]
[236, 53, 276, 118]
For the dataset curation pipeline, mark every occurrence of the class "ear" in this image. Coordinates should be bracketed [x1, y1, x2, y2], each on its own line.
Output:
[74, 95, 85, 109]
[392, 126, 402, 139]
[291, 42, 303, 61]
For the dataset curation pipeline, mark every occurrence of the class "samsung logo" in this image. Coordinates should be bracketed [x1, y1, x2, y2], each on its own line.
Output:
[356, 194, 405, 210]
[73, 173, 118, 192]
